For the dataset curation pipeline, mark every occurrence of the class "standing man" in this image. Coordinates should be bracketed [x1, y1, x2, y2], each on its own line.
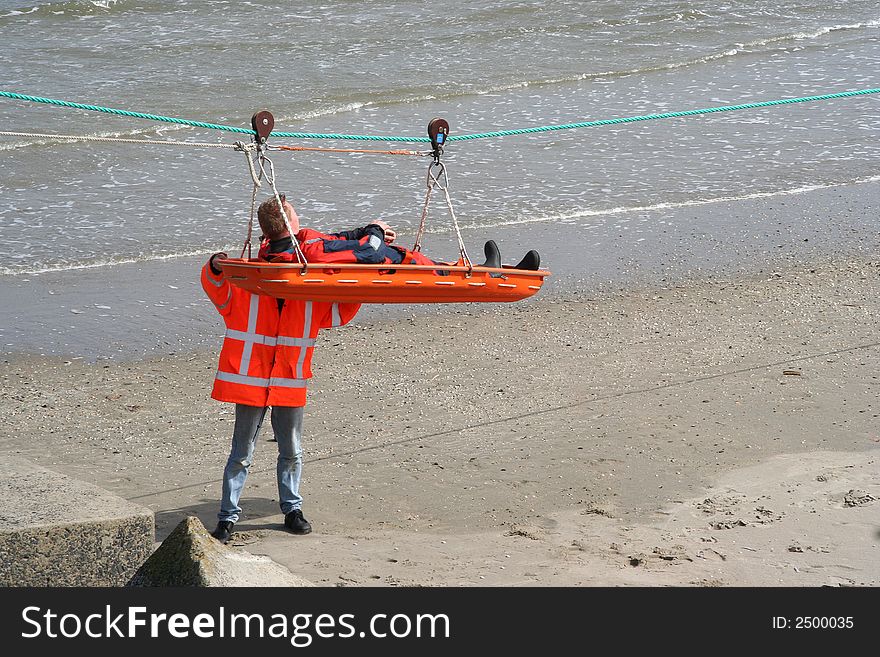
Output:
[201, 196, 360, 543]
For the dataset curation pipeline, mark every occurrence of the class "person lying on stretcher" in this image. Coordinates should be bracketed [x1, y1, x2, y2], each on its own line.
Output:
[255, 194, 540, 271]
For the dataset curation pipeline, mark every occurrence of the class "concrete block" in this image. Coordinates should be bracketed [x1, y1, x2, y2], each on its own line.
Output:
[128, 517, 313, 587]
[0, 456, 154, 586]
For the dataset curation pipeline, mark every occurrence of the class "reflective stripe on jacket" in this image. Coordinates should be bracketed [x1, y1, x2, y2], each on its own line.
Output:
[201, 260, 360, 407]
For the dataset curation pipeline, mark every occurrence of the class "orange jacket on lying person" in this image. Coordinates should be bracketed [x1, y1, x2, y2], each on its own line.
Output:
[255, 192, 437, 267]
[258, 225, 437, 267]
[201, 258, 360, 407]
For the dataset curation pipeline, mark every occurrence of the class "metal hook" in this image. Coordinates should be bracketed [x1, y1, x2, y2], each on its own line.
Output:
[426, 160, 447, 191]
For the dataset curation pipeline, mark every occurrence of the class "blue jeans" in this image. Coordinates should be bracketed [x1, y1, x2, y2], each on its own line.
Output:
[218, 404, 304, 524]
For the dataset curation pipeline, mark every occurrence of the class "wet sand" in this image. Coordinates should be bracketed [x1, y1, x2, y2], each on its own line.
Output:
[1, 254, 878, 586]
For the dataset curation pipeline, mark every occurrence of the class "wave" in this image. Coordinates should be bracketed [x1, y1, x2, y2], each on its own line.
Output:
[272, 19, 880, 123]
[449, 8, 714, 42]
[5, 175, 880, 276]
[456, 175, 880, 232]
[0, 247, 223, 276]
[290, 102, 372, 122]
[741, 19, 880, 47]
[473, 20, 880, 93]
[0, 0, 126, 20]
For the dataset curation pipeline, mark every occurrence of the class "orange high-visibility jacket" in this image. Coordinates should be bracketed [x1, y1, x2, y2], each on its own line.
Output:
[257, 227, 436, 267]
[201, 259, 360, 407]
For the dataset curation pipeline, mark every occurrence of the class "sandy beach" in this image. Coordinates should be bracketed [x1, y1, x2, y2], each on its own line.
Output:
[1, 247, 878, 586]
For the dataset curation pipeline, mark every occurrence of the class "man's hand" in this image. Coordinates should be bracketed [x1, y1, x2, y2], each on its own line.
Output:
[209, 252, 228, 274]
[373, 220, 396, 244]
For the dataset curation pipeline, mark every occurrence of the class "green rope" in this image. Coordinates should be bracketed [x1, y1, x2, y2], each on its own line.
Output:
[0, 91, 256, 135]
[452, 88, 880, 140]
[2, 88, 879, 144]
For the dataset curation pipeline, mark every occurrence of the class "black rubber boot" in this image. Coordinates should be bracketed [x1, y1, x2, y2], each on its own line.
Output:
[479, 240, 502, 269]
[513, 250, 540, 270]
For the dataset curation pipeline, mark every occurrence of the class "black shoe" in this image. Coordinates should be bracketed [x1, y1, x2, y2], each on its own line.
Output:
[479, 240, 502, 269]
[284, 509, 312, 535]
[514, 250, 540, 270]
[211, 520, 234, 544]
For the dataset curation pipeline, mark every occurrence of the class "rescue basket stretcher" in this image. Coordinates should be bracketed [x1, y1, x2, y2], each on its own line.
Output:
[216, 258, 550, 303]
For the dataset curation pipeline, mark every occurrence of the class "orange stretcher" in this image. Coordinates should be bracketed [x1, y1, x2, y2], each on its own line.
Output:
[215, 258, 550, 303]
